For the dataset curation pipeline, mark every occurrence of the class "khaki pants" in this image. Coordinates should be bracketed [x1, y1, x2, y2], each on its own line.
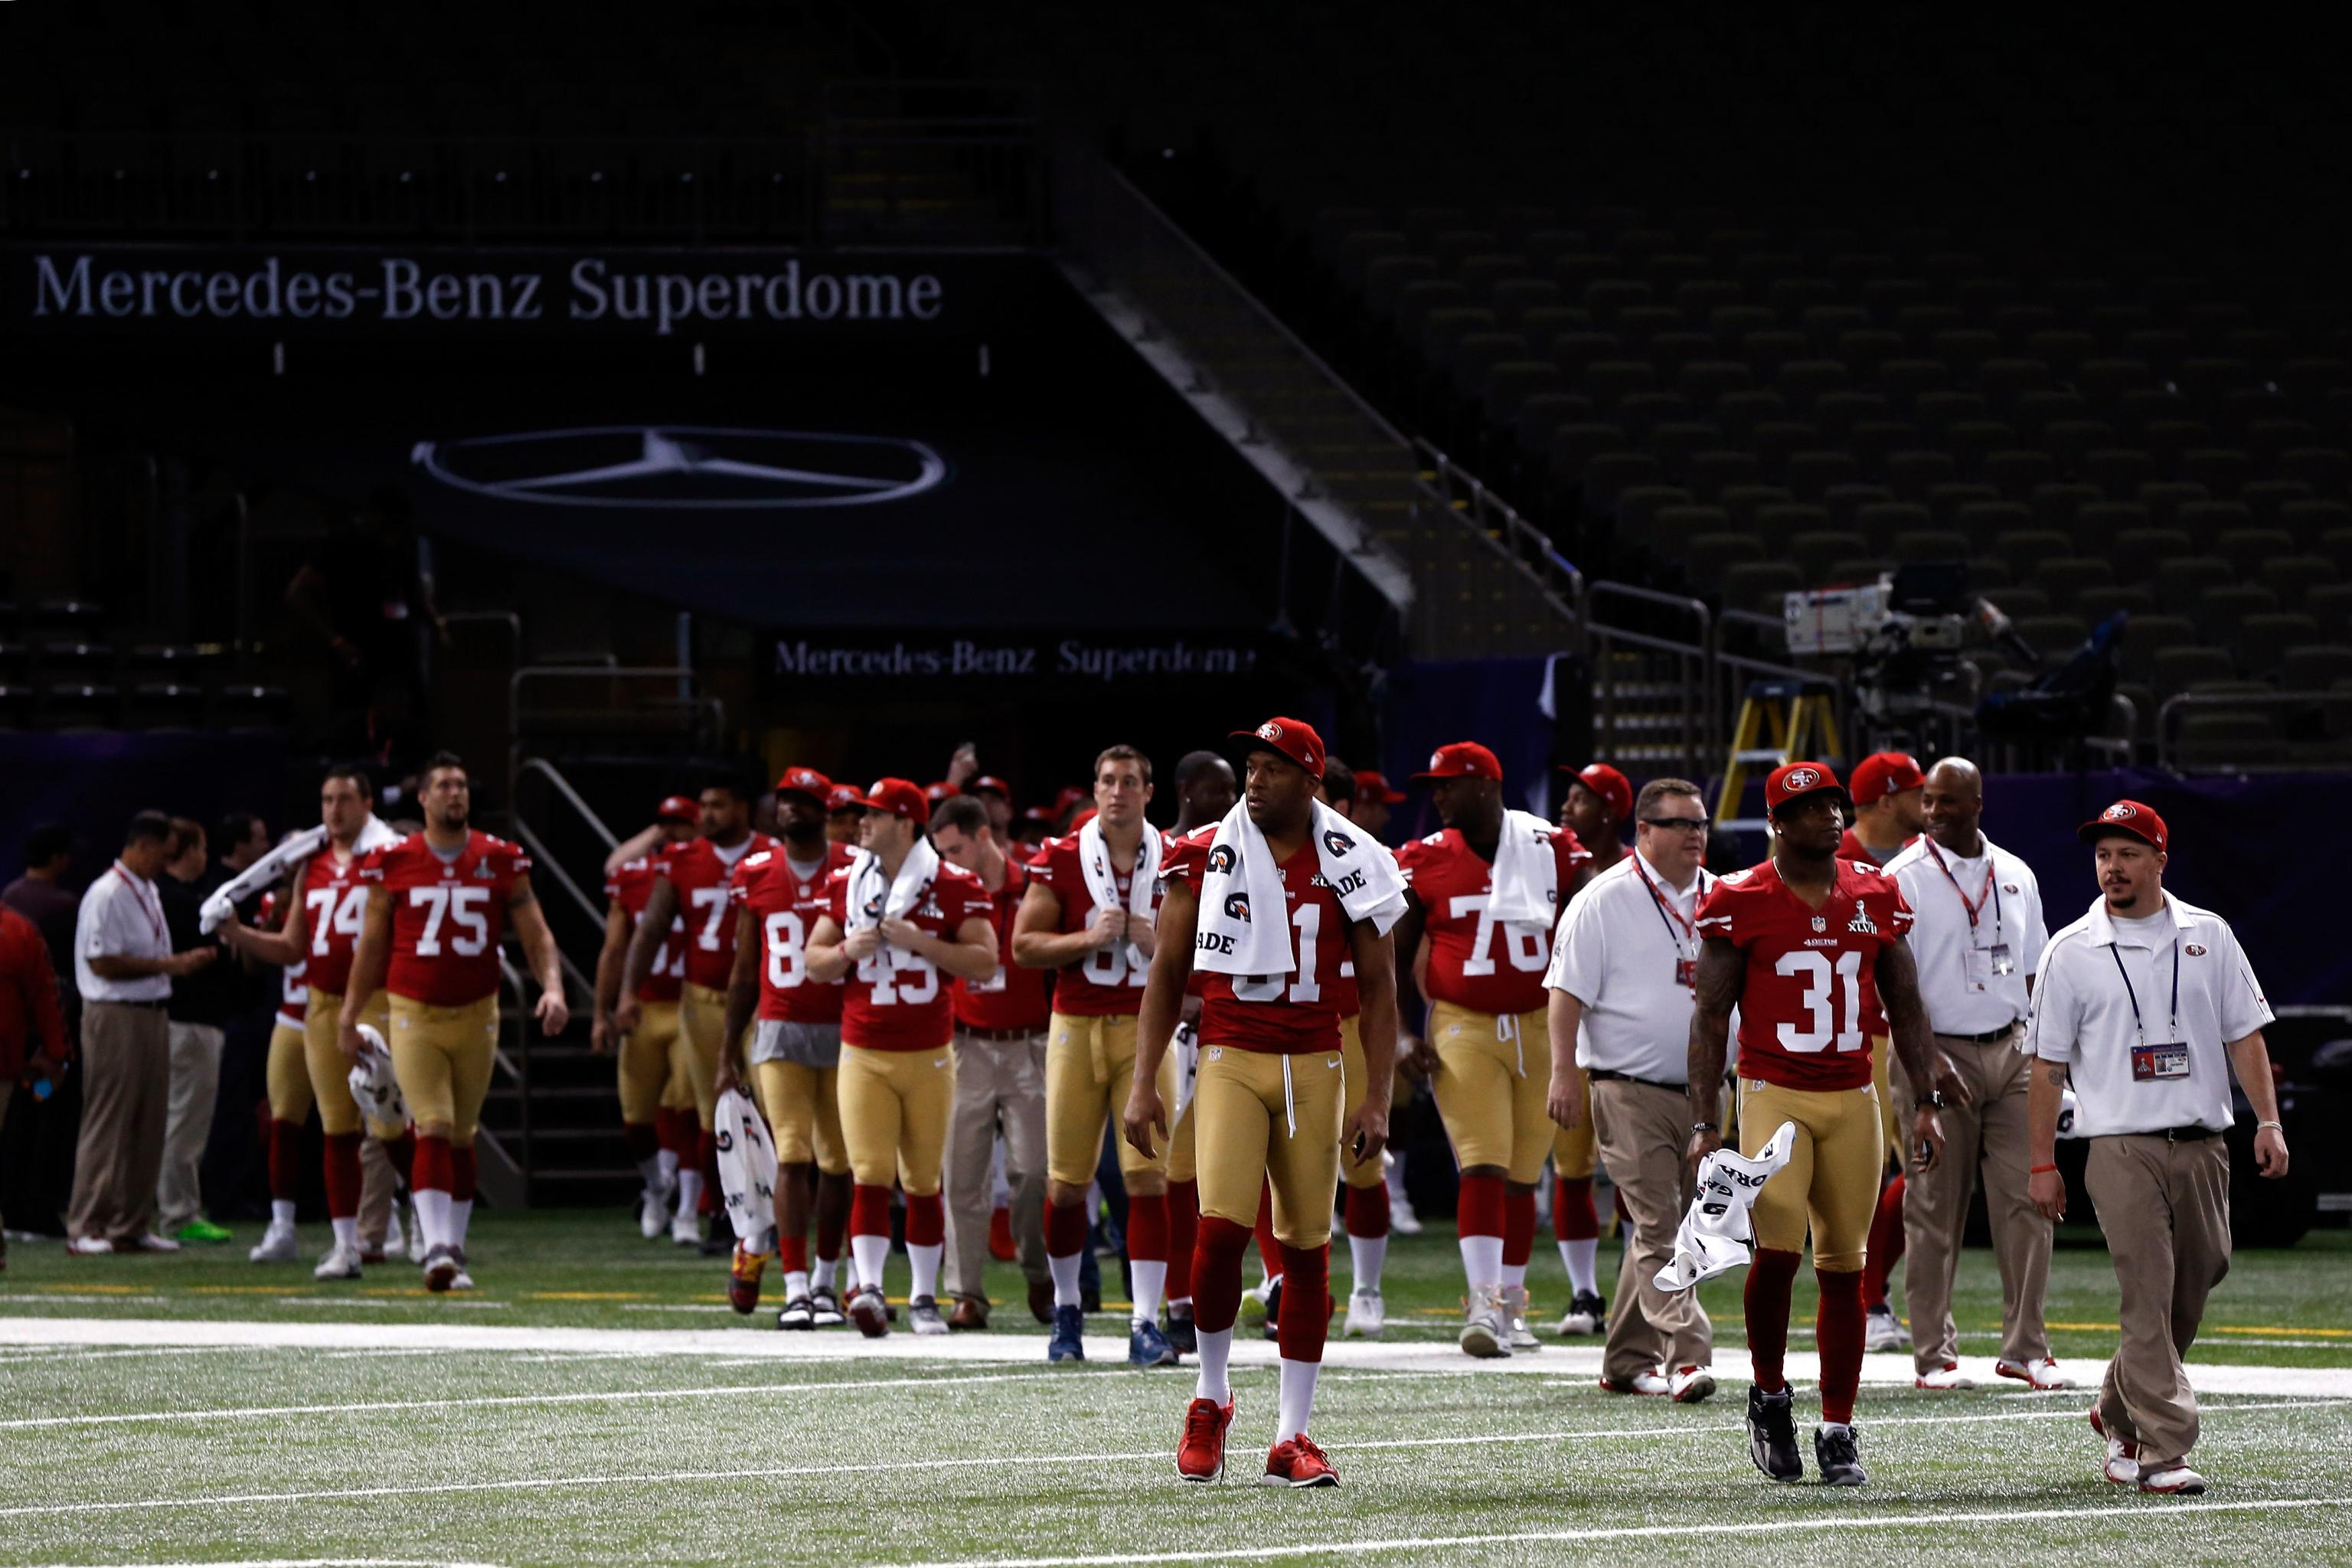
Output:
[753, 1060, 848, 1174]
[1738, 1077, 1881, 1271]
[155, 1020, 224, 1232]
[1901, 1031, 2052, 1374]
[1045, 1011, 1171, 1191]
[1592, 1078, 1712, 1380]
[615, 998, 683, 1125]
[67, 1001, 171, 1243]
[1429, 1001, 1554, 1183]
[387, 995, 498, 1143]
[942, 1029, 1048, 1303]
[299, 991, 400, 1138]
[2085, 1134, 2232, 1469]
[1194, 1044, 1343, 1249]
[838, 1043, 956, 1195]
[1335, 1016, 1383, 1187]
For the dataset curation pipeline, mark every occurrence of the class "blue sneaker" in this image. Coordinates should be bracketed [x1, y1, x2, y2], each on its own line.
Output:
[1048, 1303, 1086, 1363]
[1129, 1317, 1180, 1367]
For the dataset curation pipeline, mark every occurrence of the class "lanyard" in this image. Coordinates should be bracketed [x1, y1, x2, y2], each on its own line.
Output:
[2108, 932, 2181, 1047]
[1632, 854, 1707, 958]
[111, 863, 165, 946]
[1922, 838, 2001, 945]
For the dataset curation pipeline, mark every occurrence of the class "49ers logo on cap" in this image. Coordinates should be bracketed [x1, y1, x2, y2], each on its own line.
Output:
[1784, 766, 1820, 789]
[2102, 803, 2137, 821]
[1429, 750, 1445, 769]
[1259, 721, 1283, 741]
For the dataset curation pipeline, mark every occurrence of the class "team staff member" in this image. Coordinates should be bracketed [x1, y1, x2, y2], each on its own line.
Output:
[1690, 762, 1947, 1488]
[1393, 742, 1590, 1357]
[591, 795, 697, 1240]
[1884, 758, 2065, 1391]
[2026, 800, 2283, 1498]
[0, 898, 67, 1271]
[1546, 778, 1717, 1402]
[342, 752, 568, 1292]
[803, 778, 998, 1338]
[1550, 760, 1629, 1330]
[930, 793, 1053, 1329]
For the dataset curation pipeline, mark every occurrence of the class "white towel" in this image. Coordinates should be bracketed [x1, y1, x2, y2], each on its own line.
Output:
[201, 815, 400, 933]
[1655, 1120, 1797, 1292]
[845, 838, 941, 933]
[1077, 815, 1161, 971]
[1486, 808, 1563, 930]
[347, 1023, 410, 1129]
[1195, 798, 1406, 978]
[714, 1086, 779, 1250]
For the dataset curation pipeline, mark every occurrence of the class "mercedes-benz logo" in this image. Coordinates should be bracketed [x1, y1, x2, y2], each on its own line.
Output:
[410, 426, 949, 510]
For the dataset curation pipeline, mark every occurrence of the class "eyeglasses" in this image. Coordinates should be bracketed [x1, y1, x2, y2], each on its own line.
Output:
[1639, 816, 1710, 831]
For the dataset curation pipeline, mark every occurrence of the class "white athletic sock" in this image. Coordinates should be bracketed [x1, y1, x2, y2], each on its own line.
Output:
[1459, 1233, 1504, 1291]
[909, 1242, 943, 1302]
[1501, 1261, 1527, 1292]
[1130, 1259, 1168, 1326]
[850, 1233, 890, 1290]
[272, 1199, 296, 1228]
[1170, 1295, 1194, 1312]
[657, 1148, 681, 1184]
[1276, 1357, 1321, 1443]
[676, 1170, 703, 1217]
[1820, 1419, 1851, 1437]
[1348, 1232, 1387, 1290]
[331, 1216, 360, 1252]
[1048, 1249, 1083, 1308]
[413, 1189, 453, 1250]
[452, 1199, 473, 1250]
[1563, 1237, 1599, 1295]
[784, 1268, 811, 1302]
[813, 1256, 840, 1292]
[636, 1155, 662, 1189]
[1195, 1327, 1233, 1404]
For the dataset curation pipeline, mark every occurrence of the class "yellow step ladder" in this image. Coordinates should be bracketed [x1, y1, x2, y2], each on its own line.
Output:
[1717, 679, 1843, 831]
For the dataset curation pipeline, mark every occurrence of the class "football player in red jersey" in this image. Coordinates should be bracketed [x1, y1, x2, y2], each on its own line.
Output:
[1013, 743, 1181, 1366]
[616, 775, 774, 1246]
[340, 752, 568, 1292]
[216, 765, 411, 1278]
[1689, 761, 1946, 1487]
[1125, 717, 1403, 1489]
[1390, 742, 1591, 1357]
[1550, 760, 1632, 1332]
[804, 779, 999, 1337]
[717, 767, 858, 1325]
[591, 795, 697, 1240]
[824, 784, 866, 845]
[1158, 748, 1239, 1354]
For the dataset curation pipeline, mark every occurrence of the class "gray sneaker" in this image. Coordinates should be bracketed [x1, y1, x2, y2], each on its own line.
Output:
[909, 1295, 949, 1336]
[1501, 1284, 1542, 1351]
[1459, 1285, 1512, 1359]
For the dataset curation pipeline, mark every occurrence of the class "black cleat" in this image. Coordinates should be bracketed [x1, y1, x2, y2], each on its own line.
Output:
[1261, 1277, 1284, 1341]
[1167, 1302, 1197, 1357]
[1746, 1383, 1804, 1482]
[1813, 1423, 1867, 1486]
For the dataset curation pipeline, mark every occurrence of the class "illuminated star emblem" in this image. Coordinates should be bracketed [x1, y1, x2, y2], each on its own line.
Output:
[410, 426, 948, 511]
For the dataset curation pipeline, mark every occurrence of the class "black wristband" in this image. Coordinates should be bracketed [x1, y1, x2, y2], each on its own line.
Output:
[1916, 1091, 1946, 1110]
[1690, 1121, 1719, 1133]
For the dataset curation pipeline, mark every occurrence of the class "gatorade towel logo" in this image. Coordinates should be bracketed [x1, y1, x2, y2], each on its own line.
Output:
[862, 894, 883, 918]
[1321, 828, 1356, 858]
[1223, 892, 1251, 923]
[1206, 844, 1237, 876]
[1783, 766, 1819, 790]
[714, 1129, 734, 1153]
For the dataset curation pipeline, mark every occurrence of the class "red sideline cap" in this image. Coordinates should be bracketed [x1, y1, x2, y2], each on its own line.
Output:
[1354, 769, 1407, 805]
[1563, 762, 1632, 824]
[854, 778, 929, 822]
[1849, 751, 1926, 808]
[773, 766, 831, 803]
[969, 775, 1011, 798]
[1054, 785, 1090, 813]
[655, 794, 698, 823]
[825, 783, 867, 814]
[1765, 761, 1847, 814]
[1227, 716, 1326, 779]
[1413, 740, 1503, 782]
[2079, 799, 2167, 852]
[1021, 805, 1056, 825]
[925, 780, 960, 803]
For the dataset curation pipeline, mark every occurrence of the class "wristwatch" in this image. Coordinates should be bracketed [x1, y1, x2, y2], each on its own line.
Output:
[1915, 1090, 1947, 1110]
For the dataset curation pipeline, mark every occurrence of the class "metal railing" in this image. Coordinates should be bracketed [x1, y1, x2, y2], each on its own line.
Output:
[1413, 439, 1586, 658]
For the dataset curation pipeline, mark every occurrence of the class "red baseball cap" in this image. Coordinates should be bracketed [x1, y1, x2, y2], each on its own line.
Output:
[969, 775, 1011, 799]
[1355, 769, 1407, 805]
[1849, 751, 1925, 808]
[1562, 761, 1632, 824]
[655, 794, 698, 824]
[1764, 761, 1848, 815]
[925, 780, 960, 804]
[1413, 741, 1503, 782]
[773, 766, 831, 805]
[853, 778, 929, 822]
[1227, 716, 1326, 779]
[825, 783, 867, 814]
[2079, 799, 2167, 852]
[1021, 805, 1056, 826]
[1054, 785, 1091, 814]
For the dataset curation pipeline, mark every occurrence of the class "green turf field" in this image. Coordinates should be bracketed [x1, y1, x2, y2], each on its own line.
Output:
[2, 1211, 2348, 1566]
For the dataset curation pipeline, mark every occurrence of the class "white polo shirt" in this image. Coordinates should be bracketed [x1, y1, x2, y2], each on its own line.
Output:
[2029, 891, 2272, 1138]
[1885, 831, 2047, 1037]
[1544, 849, 1714, 1084]
[74, 860, 172, 1003]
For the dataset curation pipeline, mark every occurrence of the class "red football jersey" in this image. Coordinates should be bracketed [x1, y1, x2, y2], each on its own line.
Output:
[956, 858, 1053, 1032]
[356, 830, 531, 1007]
[1396, 824, 1590, 1016]
[605, 858, 687, 1004]
[296, 844, 375, 997]
[1162, 827, 1354, 1055]
[730, 841, 853, 1024]
[1021, 831, 1172, 1015]
[825, 859, 996, 1050]
[656, 833, 775, 992]
[258, 890, 306, 1027]
[1694, 855, 1913, 1091]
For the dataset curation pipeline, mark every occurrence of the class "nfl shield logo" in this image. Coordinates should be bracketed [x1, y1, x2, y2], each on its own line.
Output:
[1810, 915, 1827, 933]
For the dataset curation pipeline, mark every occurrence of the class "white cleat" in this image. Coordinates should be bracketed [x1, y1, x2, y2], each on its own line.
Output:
[1459, 1285, 1512, 1359]
[1994, 1357, 2078, 1390]
[1669, 1364, 1718, 1403]
[671, 1210, 702, 1248]
[1864, 1305, 1911, 1352]
[1599, 1367, 1671, 1396]
[2138, 1465, 2206, 1495]
[2090, 1409, 2139, 1485]
[639, 1181, 674, 1241]
[1389, 1202, 1424, 1236]
[312, 1243, 364, 1281]
[248, 1220, 299, 1263]
[1914, 1361, 1976, 1390]
[1501, 1284, 1542, 1351]
[1342, 1286, 1386, 1338]
[1557, 1289, 1606, 1337]
[448, 1249, 475, 1292]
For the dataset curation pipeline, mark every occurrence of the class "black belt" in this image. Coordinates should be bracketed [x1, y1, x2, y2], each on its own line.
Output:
[1588, 1069, 1688, 1093]
[1941, 1021, 2022, 1045]
[959, 1024, 1042, 1042]
[2118, 1124, 2222, 1142]
[96, 997, 167, 1011]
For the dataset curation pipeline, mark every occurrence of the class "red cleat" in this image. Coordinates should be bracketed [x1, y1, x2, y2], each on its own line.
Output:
[988, 1205, 1017, 1263]
[1261, 1435, 1340, 1488]
[1177, 1397, 1234, 1483]
[728, 1244, 767, 1315]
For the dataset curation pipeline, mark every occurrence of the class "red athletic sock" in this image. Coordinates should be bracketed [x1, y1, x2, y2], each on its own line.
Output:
[1344, 1181, 1390, 1240]
[1253, 1174, 1283, 1282]
[1166, 1178, 1199, 1301]
[383, 1129, 417, 1187]
[323, 1132, 363, 1219]
[905, 1192, 945, 1248]
[849, 1183, 892, 1240]
[268, 1118, 302, 1203]
[412, 1134, 455, 1196]
[1456, 1171, 1507, 1237]
[1503, 1187, 1537, 1267]
[1191, 1216, 1251, 1334]
[622, 1122, 659, 1163]
[1863, 1174, 1907, 1308]
[450, 1145, 477, 1204]
[1045, 1199, 1089, 1259]
[1817, 1266, 1866, 1423]
[1125, 1191, 1170, 1263]
[1277, 1241, 1331, 1363]
[1746, 1247, 1803, 1393]
[778, 1235, 808, 1275]
[655, 1106, 693, 1155]
[1554, 1175, 1599, 1242]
